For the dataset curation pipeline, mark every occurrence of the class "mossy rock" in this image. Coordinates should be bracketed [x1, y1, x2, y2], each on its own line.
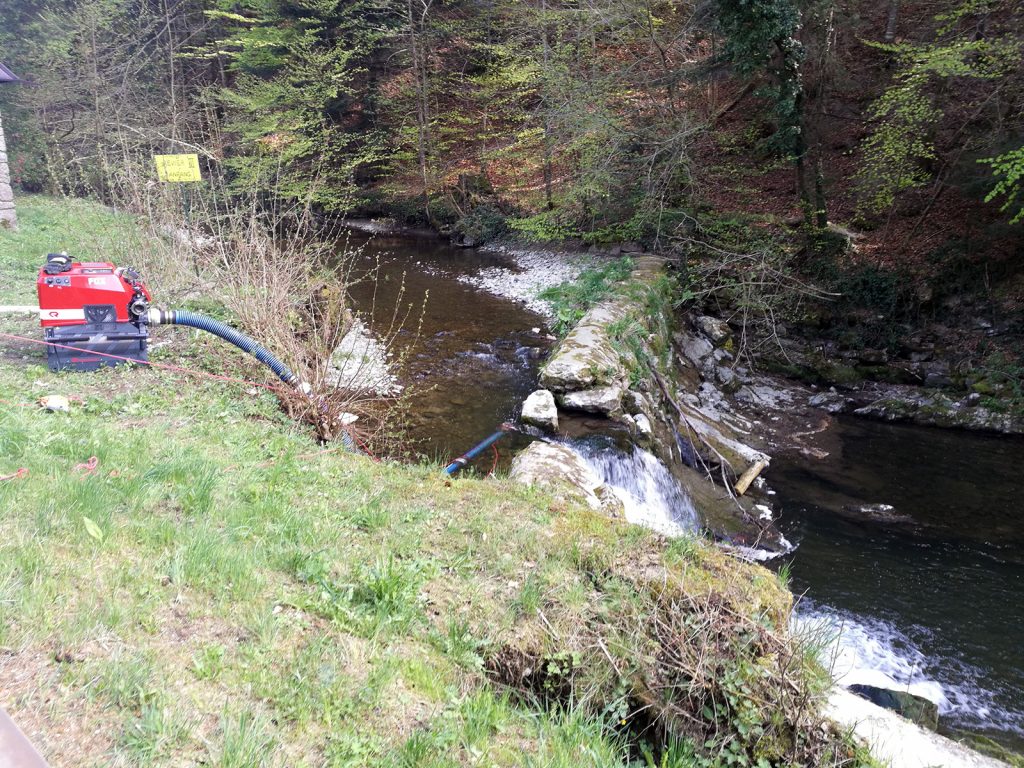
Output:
[971, 378, 1003, 396]
[848, 684, 939, 731]
[485, 523, 848, 767]
[540, 304, 628, 390]
[854, 364, 920, 385]
[817, 361, 863, 388]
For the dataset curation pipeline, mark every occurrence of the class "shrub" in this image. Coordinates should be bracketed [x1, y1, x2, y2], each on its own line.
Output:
[454, 205, 508, 244]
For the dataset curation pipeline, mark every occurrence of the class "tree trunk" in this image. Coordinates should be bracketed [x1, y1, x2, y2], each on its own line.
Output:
[773, 38, 814, 229]
[163, 0, 179, 141]
[89, 17, 108, 202]
[0, 109, 18, 231]
[540, 0, 553, 210]
[884, 0, 901, 43]
[814, 153, 828, 229]
[408, 0, 432, 223]
[734, 459, 768, 496]
[792, 90, 814, 227]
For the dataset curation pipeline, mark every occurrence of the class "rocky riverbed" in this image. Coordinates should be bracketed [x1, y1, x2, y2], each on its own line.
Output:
[458, 242, 591, 317]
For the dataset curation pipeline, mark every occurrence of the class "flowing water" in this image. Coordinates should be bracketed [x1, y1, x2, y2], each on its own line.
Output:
[772, 418, 1024, 748]
[344, 229, 551, 466]
[573, 436, 699, 536]
[345, 231, 1024, 750]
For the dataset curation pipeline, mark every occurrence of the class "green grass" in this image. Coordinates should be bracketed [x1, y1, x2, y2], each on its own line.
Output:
[538, 257, 635, 336]
[0, 196, 871, 767]
[0, 341, 658, 766]
[0, 195, 157, 304]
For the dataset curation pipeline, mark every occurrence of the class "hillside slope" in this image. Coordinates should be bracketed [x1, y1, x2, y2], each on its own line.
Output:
[0, 196, 869, 767]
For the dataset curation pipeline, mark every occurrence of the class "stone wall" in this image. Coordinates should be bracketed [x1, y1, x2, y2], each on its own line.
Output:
[534, 256, 787, 552]
[0, 109, 17, 231]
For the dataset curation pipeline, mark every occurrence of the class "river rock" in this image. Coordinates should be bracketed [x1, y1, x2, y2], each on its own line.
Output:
[855, 391, 1024, 434]
[624, 390, 651, 415]
[924, 371, 953, 389]
[560, 385, 624, 416]
[678, 333, 714, 371]
[827, 687, 1006, 768]
[509, 442, 622, 514]
[808, 390, 850, 414]
[838, 503, 917, 527]
[715, 365, 741, 394]
[848, 684, 940, 732]
[521, 389, 558, 432]
[330, 319, 401, 396]
[695, 315, 732, 346]
[539, 303, 626, 391]
[633, 413, 653, 437]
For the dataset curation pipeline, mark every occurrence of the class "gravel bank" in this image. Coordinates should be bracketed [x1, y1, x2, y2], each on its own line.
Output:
[459, 243, 590, 318]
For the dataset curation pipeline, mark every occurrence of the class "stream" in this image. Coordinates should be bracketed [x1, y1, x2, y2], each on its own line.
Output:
[347, 231, 1024, 751]
[344, 229, 550, 465]
[775, 418, 1024, 749]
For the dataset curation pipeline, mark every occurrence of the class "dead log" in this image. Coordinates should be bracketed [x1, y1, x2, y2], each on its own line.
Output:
[734, 459, 769, 497]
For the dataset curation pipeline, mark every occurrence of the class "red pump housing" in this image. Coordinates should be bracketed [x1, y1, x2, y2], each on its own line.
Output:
[36, 254, 152, 371]
[37, 259, 151, 327]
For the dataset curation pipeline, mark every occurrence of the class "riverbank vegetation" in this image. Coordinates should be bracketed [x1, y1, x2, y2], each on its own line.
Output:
[1, 0, 1020, 410]
[539, 258, 636, 337]
[3, 0, 1021, 238]
[0, 197, 876, 767]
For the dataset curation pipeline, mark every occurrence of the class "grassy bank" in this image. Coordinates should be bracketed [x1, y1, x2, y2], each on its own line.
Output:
[0, 196, 866, 767]
[1, 196, 163, 305]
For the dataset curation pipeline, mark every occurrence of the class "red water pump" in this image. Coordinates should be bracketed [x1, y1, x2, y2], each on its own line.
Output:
[35, 253, 302, 387]
[37, 253, 152, 371]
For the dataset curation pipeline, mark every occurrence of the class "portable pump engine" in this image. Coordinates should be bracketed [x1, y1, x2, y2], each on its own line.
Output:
[37, 254, 153, 370]
[35, 253, 304, 389]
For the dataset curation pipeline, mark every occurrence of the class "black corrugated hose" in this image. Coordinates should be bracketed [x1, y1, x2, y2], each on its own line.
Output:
[148, 308, 300, 386]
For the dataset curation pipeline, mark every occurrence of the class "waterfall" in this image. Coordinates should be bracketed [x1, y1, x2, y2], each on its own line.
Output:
[572, 438, 698, 537]
[793, 602, 1024, 736]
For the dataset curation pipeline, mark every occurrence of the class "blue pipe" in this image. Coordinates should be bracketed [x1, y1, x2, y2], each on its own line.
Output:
[148, 308, 300, 386]
[444, 424, 514, 476]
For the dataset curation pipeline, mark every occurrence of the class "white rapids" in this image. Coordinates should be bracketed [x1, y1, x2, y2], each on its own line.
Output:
[572, 440, 698, 537]
[794, 603, 1024, 738]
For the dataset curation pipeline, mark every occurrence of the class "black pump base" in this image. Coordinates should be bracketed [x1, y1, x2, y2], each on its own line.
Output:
[44, 322, 149, 372]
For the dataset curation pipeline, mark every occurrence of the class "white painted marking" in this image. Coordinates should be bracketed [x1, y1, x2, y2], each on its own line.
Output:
[39, 308, 85, 321]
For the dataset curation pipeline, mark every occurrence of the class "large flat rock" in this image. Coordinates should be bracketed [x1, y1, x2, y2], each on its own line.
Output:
[539, 303, 628, 391]
[509, 441, 622, 515]
[826, 688, 1008, 768]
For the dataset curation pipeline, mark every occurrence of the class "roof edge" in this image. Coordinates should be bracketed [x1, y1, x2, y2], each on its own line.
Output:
[0, 62, 22, 84]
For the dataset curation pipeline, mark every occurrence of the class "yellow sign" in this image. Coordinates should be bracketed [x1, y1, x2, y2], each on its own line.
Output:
[154, 154, 202, 183]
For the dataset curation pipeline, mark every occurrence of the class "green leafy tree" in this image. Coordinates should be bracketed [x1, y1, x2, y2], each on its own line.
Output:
[856, 0, 1022, 217]
[713, 0, 828, 228]
[0, 0, 214, 200]
[714, 0, 805, 152]
[202, 1, 399, 210]
[858, 36, 1019, 214]
[982, 145, 1024, 224]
